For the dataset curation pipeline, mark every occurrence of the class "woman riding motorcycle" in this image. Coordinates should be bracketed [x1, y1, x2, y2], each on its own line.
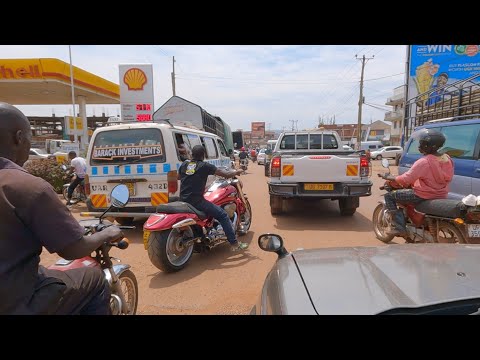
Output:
[379, 128, 454, 236]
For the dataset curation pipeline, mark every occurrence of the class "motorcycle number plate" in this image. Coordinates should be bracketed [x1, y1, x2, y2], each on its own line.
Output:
[126, 182, 135, 196]
[304, 183, 334, 191]
[143, 230, 151, 250]
[468, 224, 480, 237]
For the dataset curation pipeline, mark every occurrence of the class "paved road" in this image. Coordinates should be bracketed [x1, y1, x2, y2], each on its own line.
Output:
[41, 159, 399, 314]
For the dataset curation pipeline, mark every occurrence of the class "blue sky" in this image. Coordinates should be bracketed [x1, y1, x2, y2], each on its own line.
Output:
[0, 45, 407, 131]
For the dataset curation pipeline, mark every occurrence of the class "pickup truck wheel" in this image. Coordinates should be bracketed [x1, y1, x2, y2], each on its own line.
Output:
[264, 165, 270, 177]
[270, 195, 283, 215]
[339, 197, 358, 216]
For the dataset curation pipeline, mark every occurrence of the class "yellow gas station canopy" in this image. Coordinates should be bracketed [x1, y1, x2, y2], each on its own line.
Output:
[0, 58, 120, 105]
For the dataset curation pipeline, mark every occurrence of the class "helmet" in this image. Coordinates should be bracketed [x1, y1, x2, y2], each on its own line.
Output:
[414, 128, 446, 154]
[241, 147, 245, 151]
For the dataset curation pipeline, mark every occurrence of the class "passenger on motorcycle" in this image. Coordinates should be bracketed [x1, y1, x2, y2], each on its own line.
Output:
[66, 151, 87, 206]
[379, 128, 454, 236]
[0, 102, 124, 315]
[239, 147, 248, 161]
[178, 145, 249, 251]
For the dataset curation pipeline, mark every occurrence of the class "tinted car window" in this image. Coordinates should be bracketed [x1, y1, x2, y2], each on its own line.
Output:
[323, 135, 338, 149]
[280, 135, 295, 150]
[297, 134, 308, 149]
[310, 134, 322, 149]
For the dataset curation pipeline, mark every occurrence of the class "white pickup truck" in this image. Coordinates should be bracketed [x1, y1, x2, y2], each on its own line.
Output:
[268, 129, 372, 216]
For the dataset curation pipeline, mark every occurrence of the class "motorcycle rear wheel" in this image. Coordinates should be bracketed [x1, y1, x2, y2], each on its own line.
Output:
[372, 203, 394, 243]
[437, 221, 466, 244]
[147, 228, 194, 273]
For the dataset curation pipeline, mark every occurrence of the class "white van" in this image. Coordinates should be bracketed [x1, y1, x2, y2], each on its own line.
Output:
[359, 141, 384, 152]
[83, 122, 232, 224]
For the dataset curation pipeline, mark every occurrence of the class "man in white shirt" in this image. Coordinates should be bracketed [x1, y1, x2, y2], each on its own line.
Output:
[66, 151, 87, 206]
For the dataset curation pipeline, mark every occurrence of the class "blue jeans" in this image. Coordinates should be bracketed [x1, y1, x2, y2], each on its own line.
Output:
[384, 189, 423, 211]
[193, 200, 237, 244]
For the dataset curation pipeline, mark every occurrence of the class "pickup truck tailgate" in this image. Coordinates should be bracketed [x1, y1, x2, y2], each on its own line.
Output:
[280, 154, 361, 183]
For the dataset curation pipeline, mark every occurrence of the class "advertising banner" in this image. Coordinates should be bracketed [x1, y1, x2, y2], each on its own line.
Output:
[251, 122, 265, 139]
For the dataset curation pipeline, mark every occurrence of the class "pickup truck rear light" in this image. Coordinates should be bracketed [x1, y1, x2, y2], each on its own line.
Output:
[271, 157, 281, 177]
[167, 170, 178, 193]
[360, 156, 370, 177]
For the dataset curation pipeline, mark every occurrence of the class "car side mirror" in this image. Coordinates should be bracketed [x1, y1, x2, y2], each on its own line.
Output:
[228, 149, 233, 155]
[110, 184, 130, 208]
[258, 233, 288, 258]
[381, 158, 390, 168]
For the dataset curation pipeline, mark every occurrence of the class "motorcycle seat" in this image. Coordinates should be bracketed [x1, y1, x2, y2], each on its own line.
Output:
[414, 199, 466, 218]
[156, 201, 208, 220]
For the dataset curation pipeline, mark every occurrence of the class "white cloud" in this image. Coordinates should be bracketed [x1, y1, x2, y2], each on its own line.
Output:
[0, 45, 407, 130]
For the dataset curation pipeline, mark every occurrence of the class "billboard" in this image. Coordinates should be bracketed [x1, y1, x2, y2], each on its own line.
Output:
[408, 45, 480, 103]
[251, 122, 265, 139]
[119, 64, 154, 122]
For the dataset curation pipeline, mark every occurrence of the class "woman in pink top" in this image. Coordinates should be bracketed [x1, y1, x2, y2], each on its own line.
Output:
[380, 128, 454, 236]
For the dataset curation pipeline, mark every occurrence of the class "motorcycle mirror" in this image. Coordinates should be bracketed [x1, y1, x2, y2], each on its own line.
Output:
[381, 159, 390, 168]
[61, 164, 67, 171]
[110, 184, 130, 208]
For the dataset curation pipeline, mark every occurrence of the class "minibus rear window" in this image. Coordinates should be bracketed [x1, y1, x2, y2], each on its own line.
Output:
[90, 128, 166, 165]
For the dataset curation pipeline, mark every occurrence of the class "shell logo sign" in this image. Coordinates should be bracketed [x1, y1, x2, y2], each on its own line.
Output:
[123, 68, 147, 91]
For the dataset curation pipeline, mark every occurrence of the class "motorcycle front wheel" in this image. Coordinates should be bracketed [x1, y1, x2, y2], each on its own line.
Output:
[372, 203, 394, 243]
[110, 270, 138, 315]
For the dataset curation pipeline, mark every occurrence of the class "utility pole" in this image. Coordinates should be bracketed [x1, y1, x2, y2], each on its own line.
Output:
[355, 54, 374, 150]
[171, 56, 176, 96]
[289, 119, 296, 131]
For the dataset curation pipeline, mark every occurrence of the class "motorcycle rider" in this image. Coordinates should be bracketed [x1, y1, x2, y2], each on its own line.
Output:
[66, 151, 87, 206]
[178, 145, 249, 251]
[0, 102, 124, 315]
[239, 146, 248, 167]
[380, 128, 454, 236]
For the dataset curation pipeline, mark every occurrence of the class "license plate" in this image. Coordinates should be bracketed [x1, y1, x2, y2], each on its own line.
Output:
[468, 224, 480, 237]
[304, 183, 334, 191]
[143, 230, 151, 250]
[126, 182, 135, 196]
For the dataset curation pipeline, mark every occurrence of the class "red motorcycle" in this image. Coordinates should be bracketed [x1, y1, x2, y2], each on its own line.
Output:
[143, 176, 253, 272]
[372, 159, 475, 244]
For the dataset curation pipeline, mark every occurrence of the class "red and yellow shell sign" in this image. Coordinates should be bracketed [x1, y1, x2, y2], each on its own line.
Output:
[123, 68, 147, 91]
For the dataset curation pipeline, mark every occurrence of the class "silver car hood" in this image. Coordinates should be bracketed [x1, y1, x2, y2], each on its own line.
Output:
[291, 244, 480, 314]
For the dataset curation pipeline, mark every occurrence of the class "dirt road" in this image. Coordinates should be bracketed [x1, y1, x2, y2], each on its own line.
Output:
[41, 160, 397, 314]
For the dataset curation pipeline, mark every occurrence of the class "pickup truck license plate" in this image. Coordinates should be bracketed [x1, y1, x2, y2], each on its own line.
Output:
[126, 182, 135, 196]
[468, 224, 480, 237]
[304, 183, 334, 191]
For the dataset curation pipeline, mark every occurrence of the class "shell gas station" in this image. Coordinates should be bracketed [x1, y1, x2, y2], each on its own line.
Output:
[0, 58, 120, 151]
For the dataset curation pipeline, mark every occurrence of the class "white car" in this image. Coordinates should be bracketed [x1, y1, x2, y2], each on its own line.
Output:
[371, 146, 403, 160]
[28, 148, 49, 160]
[257, 149, 267, 165]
